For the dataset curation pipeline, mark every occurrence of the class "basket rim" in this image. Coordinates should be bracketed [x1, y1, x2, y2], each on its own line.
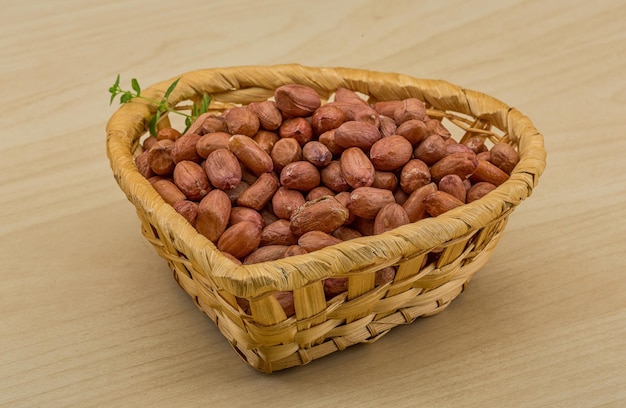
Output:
[106, 64, 546, 298]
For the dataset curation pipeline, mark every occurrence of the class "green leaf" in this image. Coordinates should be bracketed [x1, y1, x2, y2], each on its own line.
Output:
[201, 94, 211, 114]
[164, 78, 180, 99]
[113, 74, 120, 89]
[131, 78, 141, 96]
[109, 90, 117, 105]
[120, 92, 133, 104]
[108, 74, 121, 105]
[149, 111, 160, 136]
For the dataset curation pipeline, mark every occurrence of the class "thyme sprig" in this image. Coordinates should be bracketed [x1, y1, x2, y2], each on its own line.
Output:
[108, 74, 211, 135]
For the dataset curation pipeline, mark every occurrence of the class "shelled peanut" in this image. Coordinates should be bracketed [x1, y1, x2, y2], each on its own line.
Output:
[136, 84, 520, 315]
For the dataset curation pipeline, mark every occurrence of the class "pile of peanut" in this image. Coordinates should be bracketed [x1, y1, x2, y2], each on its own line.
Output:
[135, 84, 519, 314]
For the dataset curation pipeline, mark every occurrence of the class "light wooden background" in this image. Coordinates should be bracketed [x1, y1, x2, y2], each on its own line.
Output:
[1, 1, 625, 407]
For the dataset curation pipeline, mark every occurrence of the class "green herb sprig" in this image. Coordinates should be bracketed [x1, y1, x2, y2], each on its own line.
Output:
[108, 74, 211, 136]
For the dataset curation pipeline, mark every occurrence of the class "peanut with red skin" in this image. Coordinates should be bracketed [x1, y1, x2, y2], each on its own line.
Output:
[150, 177, 186, 206]
[320, 160, 350, 193]
[261, 219, 299, 246]
[229, 206, 264, 230]
[402, 183, 438, 222]
[438, 174, 466, 204]
[244, 245, 289, 264]
[173, 160, 210, 201]
[467, 182, 497, 202]
[217, 221, 262, 259]
[280, 161, 321, 192]
[334, 121, 381, 150]
[156, 127, 182, 141]
[279, 117, 313, 146]
[147, 139, 175, 175]
[247, 100, 283, 130]
[394, 98, 427, 124]
[272, 187, 306, 219]
[224, 106, 260, 137]
[373, 203, 410, 235]
[470, 160, 509, 186]
[413, 134, 447, 165]
[171, 133, 202, 163]
[490, 142, 520, 174]
[270, 137, 302, 172]
[369, 135, 413, 171]
[298, 231, 342, 252]
[290, 196, 349, 236]
[347, 187, 395, 219]
[254, 130, 280, 154]
[196, 189, 232, 243]
[399, 159, 432, 194]
[340, 147, 375, 189]
[430, 152, 478, 183]
[203, 148, 242, 191]
[196, 132, 230, 158]
[396, 119, 428, 146]
[274, 84, 321, 117]
[237, 173, 280, 211]
[228, 134, 273, 176]
[424, 191, 465, 217]
[173, 200, 199, 226]
[302, 141, 332, 167]
[310, 104, 346, 135]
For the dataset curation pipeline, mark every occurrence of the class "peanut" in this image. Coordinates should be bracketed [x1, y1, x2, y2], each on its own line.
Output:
[369, 135, 413, 171]
[278, 117, 313, 146]
[270, 137, 302, 172]
[228, 134, 273, 176]
[171, 133, 202, 163]
[237, 173, 279, 210]
[424, 191, 465, 217]
[150, 177, 186, 206]
[334, 121, 381, 150]
[247, 100, 283, 131]
[272, 187, 306, 219]
[373, 203, 410, 235]
[173, 200, 198, 226]
[224, 106, 260, 137]
[340, 147, 375, 189]
[147, 139, 175, 175]
[467, 182, 497, 203]
[298, 231, 342, 252]
[280, 161, 320, 192]
[203, 148, 242, 191]
[217, 221, 262, 259]
[347, 187, 395, 219]
[196, 132, 230, 158]
[274, 84, 321, 117]
[399, 159, 431, 194]
[173, 160, 211, 201]
[302, 141, 332, 167]
[290, 196, 349, 236]
[310, 104, 346, 135]
[261, 219, 299, 246]
[196, 189, 232, 242]
[490, 142, 520, 174]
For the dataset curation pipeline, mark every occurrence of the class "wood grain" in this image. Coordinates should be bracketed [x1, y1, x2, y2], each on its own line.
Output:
[1, 1, 625, 407]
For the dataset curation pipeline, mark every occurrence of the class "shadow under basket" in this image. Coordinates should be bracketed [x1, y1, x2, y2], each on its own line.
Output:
[106, 64, 546, 372]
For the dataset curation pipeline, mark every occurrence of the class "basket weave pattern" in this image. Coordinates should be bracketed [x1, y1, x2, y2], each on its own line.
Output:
[106, 65, 546, 372]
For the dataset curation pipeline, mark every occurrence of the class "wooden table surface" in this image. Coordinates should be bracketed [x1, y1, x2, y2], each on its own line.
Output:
[2, 1, 625, 407]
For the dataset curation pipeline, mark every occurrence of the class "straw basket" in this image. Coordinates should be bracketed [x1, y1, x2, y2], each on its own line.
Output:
[106, 64, 546, 372]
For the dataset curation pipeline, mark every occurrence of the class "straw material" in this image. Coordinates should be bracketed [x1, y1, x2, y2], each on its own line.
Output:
[106, 64, 546, 372]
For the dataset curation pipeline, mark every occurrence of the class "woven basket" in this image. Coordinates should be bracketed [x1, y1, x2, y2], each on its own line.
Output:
[106, 64, 546, 372]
